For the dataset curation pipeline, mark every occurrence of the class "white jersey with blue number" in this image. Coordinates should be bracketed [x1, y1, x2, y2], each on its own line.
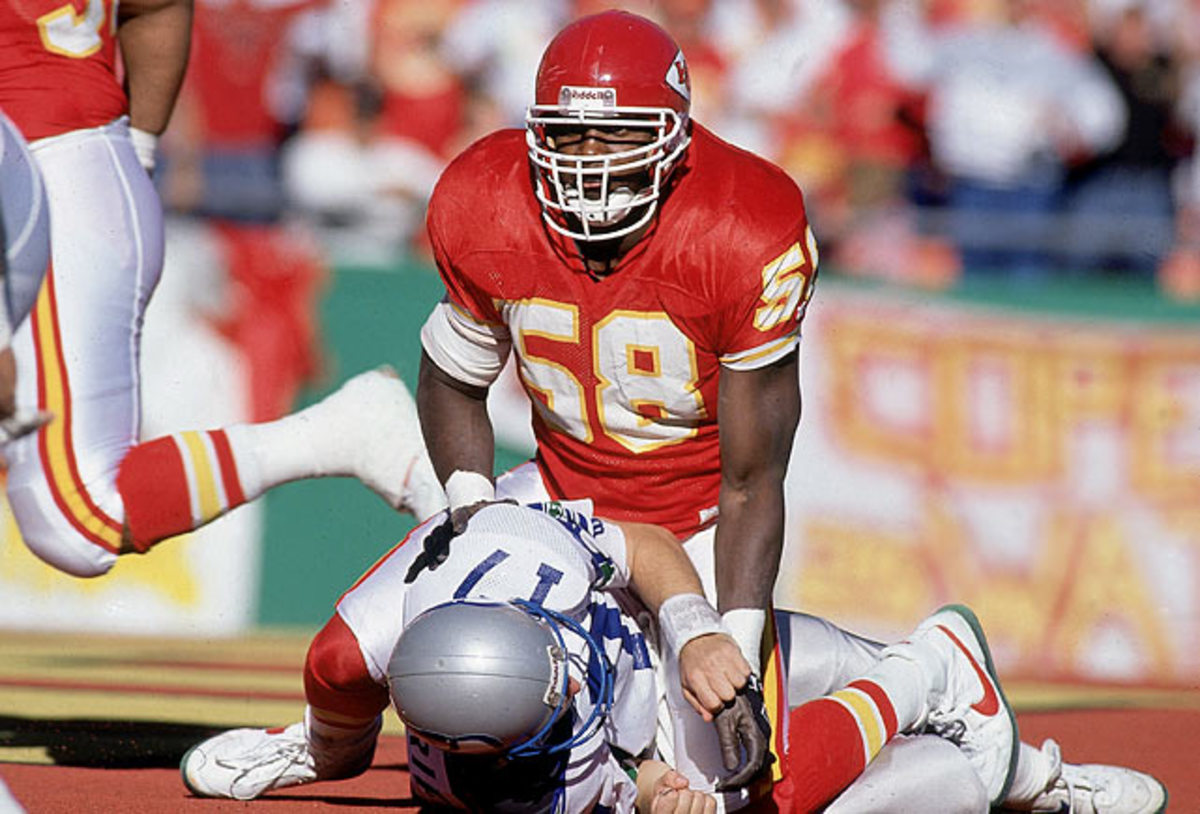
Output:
[336, 500, 659, 813]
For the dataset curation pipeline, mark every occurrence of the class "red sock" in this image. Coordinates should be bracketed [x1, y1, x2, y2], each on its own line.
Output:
[117, 429, 247, 551]
[786, 679, 899, 813]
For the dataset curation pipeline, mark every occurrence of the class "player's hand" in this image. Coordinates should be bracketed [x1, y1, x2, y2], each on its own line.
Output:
[405, 499, 518, 582]
[650, 768, 716, 814]
[713, 673, 772, 791]
[404, 514, 458, 583]
[678, 633, 751, 722]
[0, 408, 54, 443]
[449, 497, 515, 534]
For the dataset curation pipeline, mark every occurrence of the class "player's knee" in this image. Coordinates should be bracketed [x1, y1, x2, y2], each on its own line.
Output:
[305, 615, 390, 719]
[7, 486, 119, 577]
[782, 612, 883, 703]
[21, 528, 117, 577]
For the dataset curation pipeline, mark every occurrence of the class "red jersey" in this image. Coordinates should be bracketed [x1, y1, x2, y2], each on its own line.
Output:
[0, 0, 127, 139]
[427, 124, 817, 537]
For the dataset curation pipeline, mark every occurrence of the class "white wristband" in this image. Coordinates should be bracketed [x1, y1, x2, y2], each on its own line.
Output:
[445, 469, 494, 511]
[721, 608, 766, 672]
[129, 126, 159, 173]
[658, 593, 724, 655]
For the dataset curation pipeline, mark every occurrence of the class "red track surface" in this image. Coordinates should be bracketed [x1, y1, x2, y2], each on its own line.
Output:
[4, 708, 1195, 812]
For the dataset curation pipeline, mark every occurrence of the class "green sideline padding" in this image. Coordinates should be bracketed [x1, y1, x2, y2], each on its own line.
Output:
[257, 260, 524, 627]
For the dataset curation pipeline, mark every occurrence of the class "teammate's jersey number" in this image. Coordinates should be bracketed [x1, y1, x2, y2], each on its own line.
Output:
[37, 0, 112, 59]
[511, 300, 705, 454]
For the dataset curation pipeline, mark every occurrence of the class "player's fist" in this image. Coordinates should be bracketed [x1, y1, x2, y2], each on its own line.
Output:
[650, 768, 716, 814]
[713, 673, 772, 790]
[678, 633, 751, 721]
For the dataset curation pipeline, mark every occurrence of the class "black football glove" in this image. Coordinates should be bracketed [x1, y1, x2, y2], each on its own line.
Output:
[714, 672, 773, 790]
[404, 499, 519, 583]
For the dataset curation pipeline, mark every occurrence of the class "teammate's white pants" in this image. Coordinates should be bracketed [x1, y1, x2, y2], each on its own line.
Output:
[4, 118, 163, 577]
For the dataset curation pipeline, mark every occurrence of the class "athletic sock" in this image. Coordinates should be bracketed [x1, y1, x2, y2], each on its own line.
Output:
[117, 391, 359, 552]
[786, 678, 900, 812]
[117, 429, 249, 551]
[305, 707, 381, 780]
[1003, 741, 1058, 806]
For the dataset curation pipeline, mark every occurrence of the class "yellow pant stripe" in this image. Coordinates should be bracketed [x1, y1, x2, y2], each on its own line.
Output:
[33, 279, 123, 549]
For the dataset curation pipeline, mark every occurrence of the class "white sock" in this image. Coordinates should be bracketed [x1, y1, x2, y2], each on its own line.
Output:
[863, 652, 934, 732]
[305, 707, 381, 779]
[222, 398, 349, 498]
[1004, 741, 1058, 805]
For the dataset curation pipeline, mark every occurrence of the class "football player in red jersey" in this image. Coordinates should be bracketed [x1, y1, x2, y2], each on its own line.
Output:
[416, 9, 816, 807]
[0, 0, 445, 579]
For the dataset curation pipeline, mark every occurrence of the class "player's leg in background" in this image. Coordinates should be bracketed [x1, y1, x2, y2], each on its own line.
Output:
[5, 119, 165, 577]
[5, 118, 443, 576]
[117, 363, 445, 553]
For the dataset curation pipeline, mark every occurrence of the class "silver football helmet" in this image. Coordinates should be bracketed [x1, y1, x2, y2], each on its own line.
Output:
[387, 598, 613, 757]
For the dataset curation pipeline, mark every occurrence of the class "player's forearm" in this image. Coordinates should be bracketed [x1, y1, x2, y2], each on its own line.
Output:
[620, 520, 707, 613]
[417, 351, 495, 485]
[714, 477, 785, 613]
[118, 0, 193, 135]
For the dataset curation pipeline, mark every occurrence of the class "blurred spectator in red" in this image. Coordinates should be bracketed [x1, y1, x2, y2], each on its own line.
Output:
[805, 0, 961, 287]
[372, 0, 467, 159]
[721, 0, 852, 171]
[158, 0, 330, 419]
[282, 0, 460, 263]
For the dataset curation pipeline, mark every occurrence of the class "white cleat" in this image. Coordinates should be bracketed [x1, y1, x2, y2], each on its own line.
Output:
[322, 366, 448, 522]
[181, 723, 318, 800]
[886, 604, 1019, 806]
[1019, 739, 1167, 814]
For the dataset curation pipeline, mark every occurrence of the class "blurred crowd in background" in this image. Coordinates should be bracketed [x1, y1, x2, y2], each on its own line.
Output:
[151, 0, 1200, 407]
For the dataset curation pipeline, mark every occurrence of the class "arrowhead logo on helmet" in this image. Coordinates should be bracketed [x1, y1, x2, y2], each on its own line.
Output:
[665, 51, 690, 102]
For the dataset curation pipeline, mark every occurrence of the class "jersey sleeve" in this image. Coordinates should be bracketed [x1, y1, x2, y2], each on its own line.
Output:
[715, 221, 819, 372]
[425, 159, 505, 326]
[420, 300, 512, 388]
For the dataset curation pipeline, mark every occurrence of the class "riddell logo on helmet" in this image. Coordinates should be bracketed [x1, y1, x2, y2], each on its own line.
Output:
[559, 86, 617, 110]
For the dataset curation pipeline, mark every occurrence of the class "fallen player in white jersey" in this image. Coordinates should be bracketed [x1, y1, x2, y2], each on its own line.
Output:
[181, 500, 764, 812]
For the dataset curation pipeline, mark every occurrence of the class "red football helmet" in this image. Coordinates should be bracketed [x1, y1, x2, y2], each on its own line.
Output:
[525, 11, 692, 242]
